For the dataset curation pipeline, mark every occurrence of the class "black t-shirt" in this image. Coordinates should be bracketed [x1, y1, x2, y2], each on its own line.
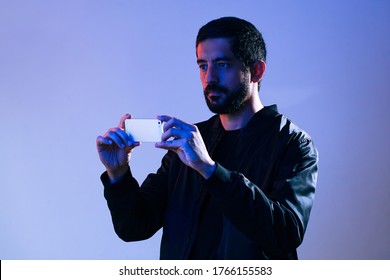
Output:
[188, 129, 241, 259]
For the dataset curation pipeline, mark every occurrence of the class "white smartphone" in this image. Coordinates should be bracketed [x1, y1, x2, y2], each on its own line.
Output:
[125, 119, 163, 142]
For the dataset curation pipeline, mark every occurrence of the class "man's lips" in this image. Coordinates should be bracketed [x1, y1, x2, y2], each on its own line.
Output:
[207, 91, 224, 98]
[207, 92, 224, 102]
[207, 91, 223, 96]
[205, 85, 228, 102]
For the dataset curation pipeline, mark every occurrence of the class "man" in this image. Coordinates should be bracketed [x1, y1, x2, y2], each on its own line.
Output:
[96, 17, 318, 259]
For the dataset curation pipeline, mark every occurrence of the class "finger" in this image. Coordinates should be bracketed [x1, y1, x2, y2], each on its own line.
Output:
[155, 138, 186, 150]
[161, 127, 191, 142]
[110, 127, 143, 148]
[96, 135, 112, 146]
[106, 129, 131, 149]
[157, 115, 172, 132]
[108, 127, 135, 145]
[159, 116, 195, 132]
[118, 113, 132, 129]
[157, 115, 172, 122]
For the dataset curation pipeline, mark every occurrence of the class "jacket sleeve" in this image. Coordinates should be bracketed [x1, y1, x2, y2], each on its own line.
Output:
[102, 151, 172, 242]
[203, 133, 318, 257]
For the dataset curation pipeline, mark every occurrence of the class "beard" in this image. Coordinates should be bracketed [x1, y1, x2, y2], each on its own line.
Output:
[203, 79, 250, 114]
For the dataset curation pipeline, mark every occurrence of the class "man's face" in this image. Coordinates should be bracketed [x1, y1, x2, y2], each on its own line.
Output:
[196, 38, 251, 114]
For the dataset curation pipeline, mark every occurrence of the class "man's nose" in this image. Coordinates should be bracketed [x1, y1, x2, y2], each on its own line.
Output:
[206, 66, 219, 84]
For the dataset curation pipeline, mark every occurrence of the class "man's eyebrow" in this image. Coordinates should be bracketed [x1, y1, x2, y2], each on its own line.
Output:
[197, 56, 233, 64]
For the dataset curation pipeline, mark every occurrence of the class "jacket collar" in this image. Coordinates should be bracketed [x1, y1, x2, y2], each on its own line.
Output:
[209, 104, 279, 131]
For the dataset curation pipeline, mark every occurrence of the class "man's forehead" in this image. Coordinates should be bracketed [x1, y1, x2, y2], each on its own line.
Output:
[196, 38, 235, 59]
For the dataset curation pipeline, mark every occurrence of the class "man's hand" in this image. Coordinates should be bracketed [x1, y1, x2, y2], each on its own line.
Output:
[155, 115, 216, 179]
[96, 114, 140, 182]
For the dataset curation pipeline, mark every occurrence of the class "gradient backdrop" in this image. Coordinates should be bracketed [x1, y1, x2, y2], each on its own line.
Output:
[0, 0, 389, 259]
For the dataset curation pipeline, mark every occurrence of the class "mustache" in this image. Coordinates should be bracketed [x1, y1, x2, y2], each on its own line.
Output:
[204, 84, 229, 94]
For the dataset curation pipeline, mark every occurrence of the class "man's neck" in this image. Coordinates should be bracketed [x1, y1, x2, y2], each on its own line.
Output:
[219, 97, 263, 131]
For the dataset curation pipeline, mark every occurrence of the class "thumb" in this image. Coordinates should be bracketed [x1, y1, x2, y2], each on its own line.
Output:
[118, 114, 132, 129]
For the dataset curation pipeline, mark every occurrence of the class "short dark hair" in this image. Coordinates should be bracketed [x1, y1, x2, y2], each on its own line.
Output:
[196, 17, 267, 68]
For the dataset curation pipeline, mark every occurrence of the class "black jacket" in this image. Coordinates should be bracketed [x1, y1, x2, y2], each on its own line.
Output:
[102, 105, 319, 259]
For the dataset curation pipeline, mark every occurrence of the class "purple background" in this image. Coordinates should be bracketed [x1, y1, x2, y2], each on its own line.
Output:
[0, 0, 389, 259]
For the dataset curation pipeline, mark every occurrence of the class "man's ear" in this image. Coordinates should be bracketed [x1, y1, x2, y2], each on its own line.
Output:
[250, 60, 266, 83]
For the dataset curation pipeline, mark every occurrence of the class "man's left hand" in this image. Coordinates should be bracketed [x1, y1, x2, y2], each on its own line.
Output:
[155, 115, 216, 179]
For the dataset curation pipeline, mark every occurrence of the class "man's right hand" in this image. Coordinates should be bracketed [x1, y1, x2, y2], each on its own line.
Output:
[96, 114, 140, 182]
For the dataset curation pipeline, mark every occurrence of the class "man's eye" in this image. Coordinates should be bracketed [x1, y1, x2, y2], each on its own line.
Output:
[217, 63, 228, 68]
[199, 64, 207, 70]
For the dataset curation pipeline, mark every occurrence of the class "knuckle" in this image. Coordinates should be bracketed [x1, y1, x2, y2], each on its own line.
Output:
[108, 127, 119, 133]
